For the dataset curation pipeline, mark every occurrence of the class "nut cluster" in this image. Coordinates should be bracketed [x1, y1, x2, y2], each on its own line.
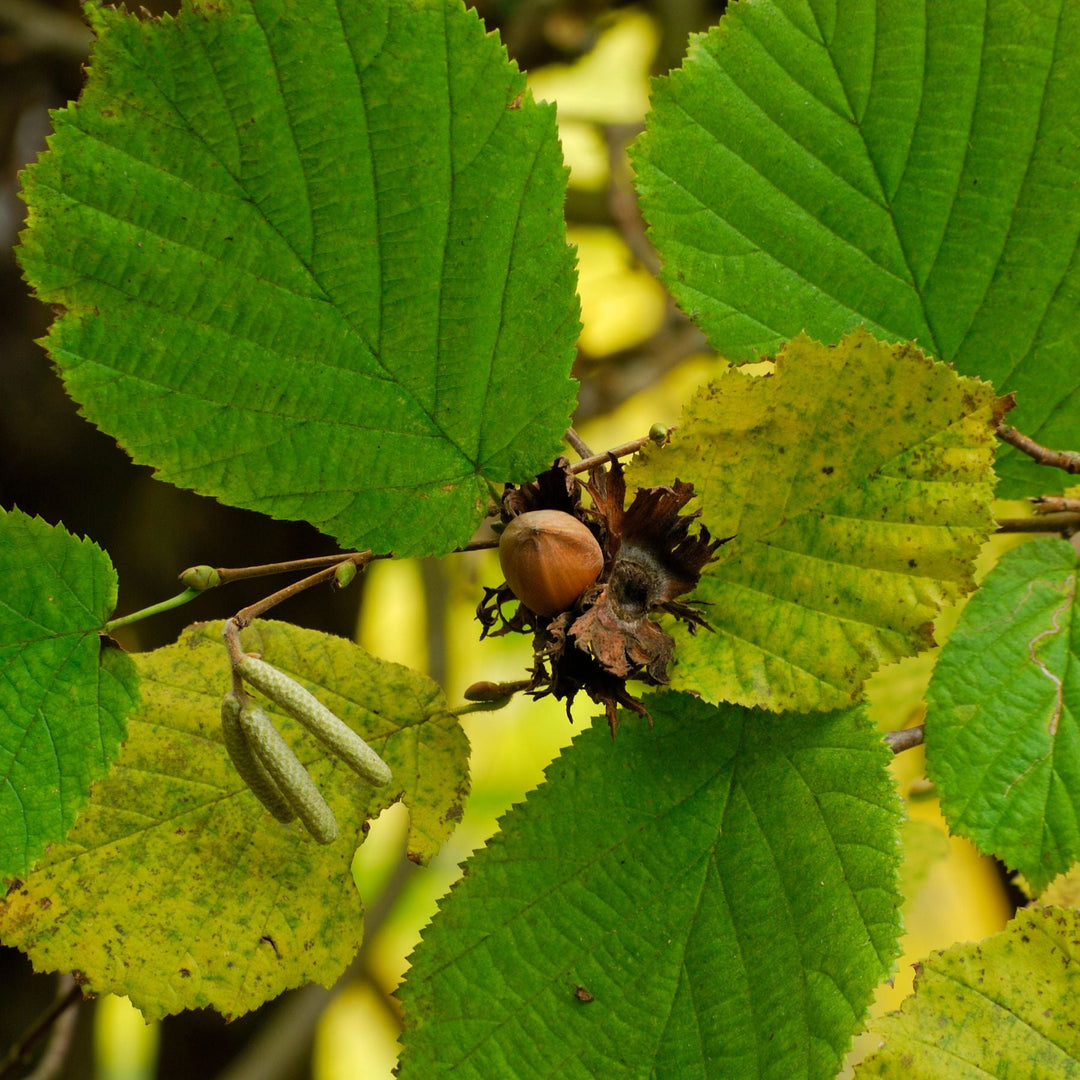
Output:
[479, 457, 726, 732]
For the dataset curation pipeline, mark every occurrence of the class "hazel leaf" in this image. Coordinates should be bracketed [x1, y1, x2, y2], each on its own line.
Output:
[629, 331, 1000, 712]
[925, 538, 1080, 893]
[399, 692, 902, 1080]
[856, 906, 1080, 1079]
[632, 0, 1080, 497]
[0, 506, 138, 882]
[18, 0, 579, 557]
[0, 620, 468, 1020]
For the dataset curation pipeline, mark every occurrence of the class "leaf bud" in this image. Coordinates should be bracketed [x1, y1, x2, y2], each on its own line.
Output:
[180, 564, 221, 590]
[498, 509, 603, 617]
[334, 561, 357, 589]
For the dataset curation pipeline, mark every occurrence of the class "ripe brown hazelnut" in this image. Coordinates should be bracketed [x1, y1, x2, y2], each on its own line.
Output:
[498, 509, 604, 617]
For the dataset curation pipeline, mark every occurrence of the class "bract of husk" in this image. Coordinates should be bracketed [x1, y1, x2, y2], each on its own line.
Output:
[478, 458, 726, 731]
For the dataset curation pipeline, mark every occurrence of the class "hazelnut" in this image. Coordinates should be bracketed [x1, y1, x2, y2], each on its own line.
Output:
[498, 510, 604, 617]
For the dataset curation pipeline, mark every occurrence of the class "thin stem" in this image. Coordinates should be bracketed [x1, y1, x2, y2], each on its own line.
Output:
[996, 512, 1080, 533]
[996, 423, 1080, 475]
[455, 538, 499, 552]
[216, 553, 370, 582]
[602, 121, 659, 276]
[182, 552, 370, 586]
[1031, 496, 1080, 514]
[230, 553, 385, 630]
[564, 427, 594, 460]
[24, 977, 79, 1080]
[0, 979, 82, 1080]
[569, 429, 677, 474]
[104, 587, 203, 632]
[884, 725, 925, 754]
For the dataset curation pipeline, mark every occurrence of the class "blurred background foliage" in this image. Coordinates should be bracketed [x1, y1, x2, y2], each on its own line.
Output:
[0, 0, 1013, 1077]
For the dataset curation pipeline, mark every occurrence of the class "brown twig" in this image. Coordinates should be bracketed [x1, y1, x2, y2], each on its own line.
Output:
[1031, 496, 1080, 514]
[996, 423, 1080, 475]
[884, 725, 925, 754]
[0, 978, 82, 1080]
[569, 429, 676, 474]
[564, 427, 594, 460]
[185, 552, 369, 585]
[573, 311, 709, 422]
[229, 552, 386, 629]
[995, 512, 1080, 534]
[602, 122, 658, 276]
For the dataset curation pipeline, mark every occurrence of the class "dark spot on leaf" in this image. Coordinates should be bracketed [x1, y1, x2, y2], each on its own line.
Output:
[179, 968, 191, 978]
[821, 465, 834, 475]
[573, 985, 594, 1002]
[38, 898, 51, 910]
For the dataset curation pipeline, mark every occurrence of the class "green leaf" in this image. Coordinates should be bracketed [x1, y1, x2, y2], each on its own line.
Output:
[0, 506, 137, 882]
[398, 693, 902, 1080]
[629, 331, 999, 712]
[925, 538, 1080, 893]
[631, 0, 1080, 496]
[19, 0, 579, 557]
[0, 620, 468, 1020]
[856, 906, 1080, 1079]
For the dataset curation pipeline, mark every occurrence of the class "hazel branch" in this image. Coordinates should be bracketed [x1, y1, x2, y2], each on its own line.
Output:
[180, 552, 375, 590]
[569, 426, 677, 475]
[563, 427, 594, 460]
[995, 512, 1080, 534]
[884, 725, 925, 754]
[996, 422, 1080, 475]
[0, 978, 82, 1080]
[229, 552, 386, 629]
[1031, 496, 1080, 514]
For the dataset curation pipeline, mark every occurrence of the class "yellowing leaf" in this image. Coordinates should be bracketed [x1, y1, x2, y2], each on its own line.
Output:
[629, 330, 1000, 711]
[857, 907, 1080, 1079]
[0, 621, 467, 1020]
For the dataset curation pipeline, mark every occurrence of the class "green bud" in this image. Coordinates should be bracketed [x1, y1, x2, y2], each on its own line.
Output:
[180, 564, 221, 590]
[648, 423, 669, 445]
[334, 561, 357, 589]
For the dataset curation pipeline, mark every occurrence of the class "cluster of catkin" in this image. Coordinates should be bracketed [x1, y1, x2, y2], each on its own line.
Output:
[222, 655, 392, 843]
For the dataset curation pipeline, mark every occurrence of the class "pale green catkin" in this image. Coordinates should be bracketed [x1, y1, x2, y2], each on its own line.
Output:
[236, 655, 393, 787]
[220, 692, 296, 824]
[237, 698, 339, 845]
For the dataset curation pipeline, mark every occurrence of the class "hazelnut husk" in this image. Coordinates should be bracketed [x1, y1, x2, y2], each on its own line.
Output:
[478, 458, 730, 733]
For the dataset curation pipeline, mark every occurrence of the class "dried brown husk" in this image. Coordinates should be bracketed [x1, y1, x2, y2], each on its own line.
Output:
[477, 457, 729, 733]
